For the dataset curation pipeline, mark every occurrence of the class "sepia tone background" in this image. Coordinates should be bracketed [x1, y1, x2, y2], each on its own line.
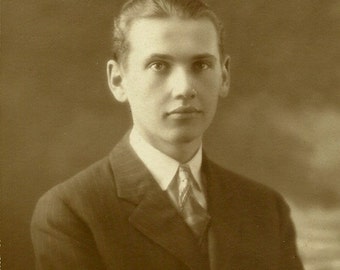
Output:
[2, 0, 340, 269]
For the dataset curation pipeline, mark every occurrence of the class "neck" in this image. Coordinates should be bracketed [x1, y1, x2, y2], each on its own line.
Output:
[133, 128, 202, 163]
[155, 139, 202, 164]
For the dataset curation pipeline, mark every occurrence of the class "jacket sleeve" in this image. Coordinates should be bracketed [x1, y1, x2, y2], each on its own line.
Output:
[277, 195, 305, 270]
[31, 189, 106, 270]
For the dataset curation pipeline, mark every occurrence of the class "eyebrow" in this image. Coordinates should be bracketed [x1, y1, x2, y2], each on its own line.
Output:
[145, 53, 217, 62]
[145, 54, 174, 61]
[192, 54, 217, 61]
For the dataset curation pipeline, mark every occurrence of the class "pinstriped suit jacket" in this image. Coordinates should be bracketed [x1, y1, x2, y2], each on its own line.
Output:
[31, 134, 304, 270]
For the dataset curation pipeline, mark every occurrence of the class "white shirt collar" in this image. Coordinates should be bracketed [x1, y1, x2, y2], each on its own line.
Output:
[129, 127, 203, 191]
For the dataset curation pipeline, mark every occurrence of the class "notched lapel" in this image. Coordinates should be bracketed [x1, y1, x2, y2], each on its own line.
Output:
[129, 183, 208, 270]
[203, 157, 242, 270]
[109, 134, 209, 270]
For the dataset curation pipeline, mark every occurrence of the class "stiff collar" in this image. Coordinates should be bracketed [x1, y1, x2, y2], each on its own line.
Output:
[129, 128, 203, 191]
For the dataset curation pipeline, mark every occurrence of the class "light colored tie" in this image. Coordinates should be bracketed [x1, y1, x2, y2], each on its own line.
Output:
[177, 164, 210, 240]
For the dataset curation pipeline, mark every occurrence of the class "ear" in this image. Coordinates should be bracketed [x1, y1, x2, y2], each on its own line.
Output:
[107, 59, 128, 103]
[219, 55, 230, 98]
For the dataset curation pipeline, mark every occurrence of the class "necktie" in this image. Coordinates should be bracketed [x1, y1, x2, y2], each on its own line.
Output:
[177, 164, 210, 241]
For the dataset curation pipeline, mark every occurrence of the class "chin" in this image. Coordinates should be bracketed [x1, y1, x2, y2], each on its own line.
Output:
[167, 130, 201, 145]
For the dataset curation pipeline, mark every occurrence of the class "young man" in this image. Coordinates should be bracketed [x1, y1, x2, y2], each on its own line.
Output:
[31, 0, 304, 269]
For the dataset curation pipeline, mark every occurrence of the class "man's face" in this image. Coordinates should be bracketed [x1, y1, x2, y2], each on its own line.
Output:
[109, 17, 229, 150]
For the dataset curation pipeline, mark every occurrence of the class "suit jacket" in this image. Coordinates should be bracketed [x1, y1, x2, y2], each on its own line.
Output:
[31, 134, 304, 270]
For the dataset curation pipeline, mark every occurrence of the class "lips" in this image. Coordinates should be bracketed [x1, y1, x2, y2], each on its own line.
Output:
[168, 106, 202, 115]
[167, 106, 202, 117]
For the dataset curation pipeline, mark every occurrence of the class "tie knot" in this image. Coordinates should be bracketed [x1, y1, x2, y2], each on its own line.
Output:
[178, 164, 202, 193]
[178, 164, 191, 179]
[177, 164, 193, 208]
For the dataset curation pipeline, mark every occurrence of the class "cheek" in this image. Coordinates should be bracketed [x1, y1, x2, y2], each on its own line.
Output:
[198, 76, 221, 100]
[129, 72, 167, 99]
[144, 74, 169, 93]
[127, 91, 161, 116]
[199, 69, 222, 86]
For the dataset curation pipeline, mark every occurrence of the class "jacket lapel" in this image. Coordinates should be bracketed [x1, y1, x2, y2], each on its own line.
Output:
[203, 157, 242, 270]
[109, 134, 209, 270]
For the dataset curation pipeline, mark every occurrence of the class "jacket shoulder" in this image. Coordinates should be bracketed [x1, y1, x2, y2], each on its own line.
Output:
[208, 160, 282, 197]
[46, 156, 113, 199]
[31, 156, 117, 229]
[205, 159, 290, 214]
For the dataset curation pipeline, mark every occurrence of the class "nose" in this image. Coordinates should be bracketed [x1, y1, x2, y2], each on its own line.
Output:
[171, 67, 196, 99]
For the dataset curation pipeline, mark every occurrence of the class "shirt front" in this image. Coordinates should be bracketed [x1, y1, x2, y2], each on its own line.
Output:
[129, 128, 207, 209]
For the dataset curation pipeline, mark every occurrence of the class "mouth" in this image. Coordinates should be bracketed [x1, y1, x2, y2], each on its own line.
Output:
[167, 106, 202, 118]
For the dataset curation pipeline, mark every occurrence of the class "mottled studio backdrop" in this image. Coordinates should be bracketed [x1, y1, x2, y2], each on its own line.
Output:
[2, 0, 340, 269]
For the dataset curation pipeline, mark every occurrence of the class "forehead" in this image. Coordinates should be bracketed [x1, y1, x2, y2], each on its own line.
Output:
[126, 17, 220, 61]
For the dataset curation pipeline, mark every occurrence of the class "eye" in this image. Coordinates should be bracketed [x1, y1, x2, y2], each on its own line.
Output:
[149, 61, 168, 72]
[193, 61, 212, 71]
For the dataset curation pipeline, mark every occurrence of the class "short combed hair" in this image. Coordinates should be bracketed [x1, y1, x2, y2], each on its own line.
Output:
[112, 0, 225, 66]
